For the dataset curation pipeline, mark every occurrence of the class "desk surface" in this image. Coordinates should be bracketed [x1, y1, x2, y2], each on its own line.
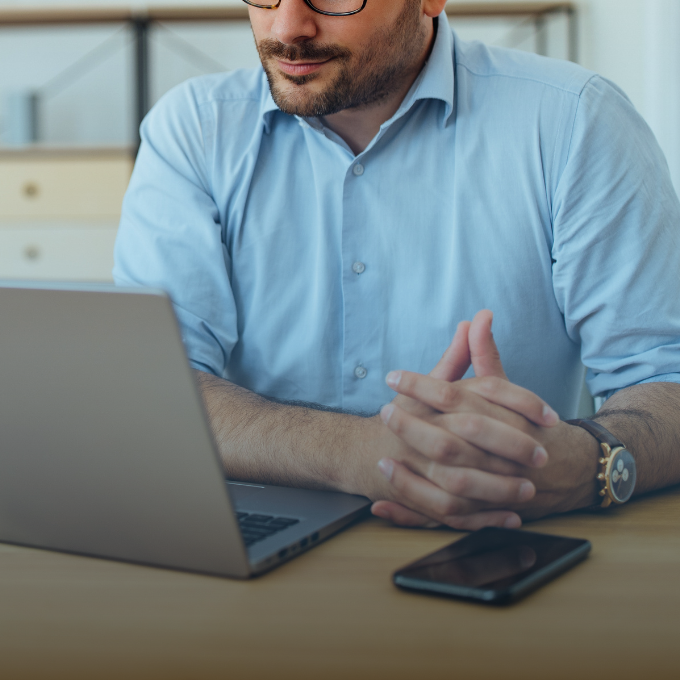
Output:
[1, 486, 679, 680]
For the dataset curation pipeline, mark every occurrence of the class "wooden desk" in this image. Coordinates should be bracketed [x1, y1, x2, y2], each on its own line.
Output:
[1, 487, 678, 679]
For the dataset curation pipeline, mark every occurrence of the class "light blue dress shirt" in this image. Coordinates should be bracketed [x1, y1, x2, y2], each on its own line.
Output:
[114, 17, 680, 418]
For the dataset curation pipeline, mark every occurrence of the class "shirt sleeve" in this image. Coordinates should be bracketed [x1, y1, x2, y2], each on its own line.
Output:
[113, 83, 238, 376]
[551, 75, 680, 398]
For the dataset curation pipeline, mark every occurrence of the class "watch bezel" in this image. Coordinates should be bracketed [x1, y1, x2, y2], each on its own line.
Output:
[605, 447, 636, 504]
[599, 444, 636, 506]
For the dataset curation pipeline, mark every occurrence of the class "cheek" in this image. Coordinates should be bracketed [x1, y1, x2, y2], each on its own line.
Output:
[248, 11, 274, 44]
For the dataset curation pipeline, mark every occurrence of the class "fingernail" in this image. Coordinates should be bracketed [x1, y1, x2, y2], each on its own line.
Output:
[504, 515, 522, 529]
[377, 458, 394, 481]
[542, 404, 559, 426]
[380, 403, 395, 424]
[386, 371, 401, 387]
[532, 446, 548, 468]
[518, 481, 535, 502]
[371, 506, 390, 519]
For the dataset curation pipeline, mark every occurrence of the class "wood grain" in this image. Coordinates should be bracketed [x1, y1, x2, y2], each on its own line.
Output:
[0, 485, 678, 679]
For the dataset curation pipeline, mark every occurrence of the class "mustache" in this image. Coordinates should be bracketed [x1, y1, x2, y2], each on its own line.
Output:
[257, 39, 351, 62]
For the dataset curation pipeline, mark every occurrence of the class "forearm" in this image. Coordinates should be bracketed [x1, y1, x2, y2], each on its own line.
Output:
[592, 382, 680, 496]
[195, 370, 384, 495]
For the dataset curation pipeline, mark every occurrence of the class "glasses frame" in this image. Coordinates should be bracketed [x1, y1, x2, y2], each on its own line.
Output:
[242, 0, 368, 17]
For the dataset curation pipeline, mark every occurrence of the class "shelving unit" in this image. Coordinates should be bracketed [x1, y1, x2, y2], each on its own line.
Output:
[0, 147, 132, 281]
[0, 3, 576, 145]
[0, 2, 575, 282]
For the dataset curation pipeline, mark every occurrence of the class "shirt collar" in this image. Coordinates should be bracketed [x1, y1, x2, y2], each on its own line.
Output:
[392, 13, 455, 126]
[261, 88, 279, 134]
[260, 11, 455, 133]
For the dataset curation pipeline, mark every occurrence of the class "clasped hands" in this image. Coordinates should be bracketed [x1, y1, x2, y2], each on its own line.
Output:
[370, 310, 597, 530]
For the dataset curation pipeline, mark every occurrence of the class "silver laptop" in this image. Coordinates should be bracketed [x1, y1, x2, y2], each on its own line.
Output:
[0, 283, 370, 578]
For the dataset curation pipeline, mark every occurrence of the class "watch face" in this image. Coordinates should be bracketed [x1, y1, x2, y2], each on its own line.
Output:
[609, 449, 636, 503]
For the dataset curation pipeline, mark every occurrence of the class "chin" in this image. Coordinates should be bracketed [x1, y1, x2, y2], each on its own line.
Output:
[270, 82, 326, 117]
[273, 93, 322, 117]
[264, 62, 346, 117]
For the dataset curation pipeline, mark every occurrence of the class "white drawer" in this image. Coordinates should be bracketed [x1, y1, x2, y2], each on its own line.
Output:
[0, 155, 133, 219]
[0, 227, 118, 281]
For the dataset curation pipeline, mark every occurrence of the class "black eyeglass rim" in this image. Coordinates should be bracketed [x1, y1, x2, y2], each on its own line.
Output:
[242, 0, 368, 17]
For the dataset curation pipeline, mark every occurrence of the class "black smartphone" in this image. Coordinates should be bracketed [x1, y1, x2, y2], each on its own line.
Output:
[393, 527, 591, 604]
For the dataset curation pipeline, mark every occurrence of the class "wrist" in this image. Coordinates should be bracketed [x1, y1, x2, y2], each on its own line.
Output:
[333, 413, 381, 496]
[564, 422, 602, 511]
[342, 413, 402, 500]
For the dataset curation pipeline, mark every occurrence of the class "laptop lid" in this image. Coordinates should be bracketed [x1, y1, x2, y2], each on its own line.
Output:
[0, 283, 251, 578]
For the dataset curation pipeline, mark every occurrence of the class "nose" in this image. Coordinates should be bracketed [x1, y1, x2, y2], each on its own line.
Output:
[269, 0, 319, 45]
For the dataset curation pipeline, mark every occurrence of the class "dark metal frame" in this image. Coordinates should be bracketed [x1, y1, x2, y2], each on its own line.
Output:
[132, 18, 151, 148]
[533, 5, 577, 62]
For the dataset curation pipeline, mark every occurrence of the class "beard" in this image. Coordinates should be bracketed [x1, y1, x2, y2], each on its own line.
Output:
[256, 0, 427, 117]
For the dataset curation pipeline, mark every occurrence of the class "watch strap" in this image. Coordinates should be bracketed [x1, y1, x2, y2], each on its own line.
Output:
[565, 418, 625, 450]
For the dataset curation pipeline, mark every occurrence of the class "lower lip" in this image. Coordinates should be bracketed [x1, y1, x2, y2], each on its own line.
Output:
[277, 59, 331, 76]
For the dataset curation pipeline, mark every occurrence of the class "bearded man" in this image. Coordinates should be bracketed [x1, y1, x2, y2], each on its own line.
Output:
[114, 0, 680, 529]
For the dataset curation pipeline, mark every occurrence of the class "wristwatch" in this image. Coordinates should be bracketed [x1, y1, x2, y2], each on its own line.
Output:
[566, 419, 637, 508]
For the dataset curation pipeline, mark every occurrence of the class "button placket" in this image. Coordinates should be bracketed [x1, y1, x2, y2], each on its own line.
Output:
[341, 152, 382, 410]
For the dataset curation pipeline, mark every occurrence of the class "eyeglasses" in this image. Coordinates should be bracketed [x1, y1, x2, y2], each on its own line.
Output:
[242, 0, 368, 17]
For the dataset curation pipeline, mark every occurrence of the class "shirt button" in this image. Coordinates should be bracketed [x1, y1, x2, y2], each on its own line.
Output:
[354, 366, 367, 379]
[352, 261, 366, 274]
[352, 163, 364, 176]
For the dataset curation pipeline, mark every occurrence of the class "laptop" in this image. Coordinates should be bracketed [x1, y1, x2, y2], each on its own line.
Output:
[0, 283, 370, 578]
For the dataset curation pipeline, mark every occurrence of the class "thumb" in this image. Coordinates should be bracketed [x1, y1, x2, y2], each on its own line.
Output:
[469, 310, 508, 380]
[429, 320, 472, 382]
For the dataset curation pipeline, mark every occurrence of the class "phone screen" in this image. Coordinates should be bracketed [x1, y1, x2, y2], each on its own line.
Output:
[393, 527, 590, 603]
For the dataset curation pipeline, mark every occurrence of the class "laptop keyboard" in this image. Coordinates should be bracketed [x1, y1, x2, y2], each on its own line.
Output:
[236, 512, 300, 547]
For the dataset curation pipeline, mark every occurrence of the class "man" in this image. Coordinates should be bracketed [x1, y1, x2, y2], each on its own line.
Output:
[114, 0, 680, 530]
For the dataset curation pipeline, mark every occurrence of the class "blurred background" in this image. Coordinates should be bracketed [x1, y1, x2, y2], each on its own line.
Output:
[0, 0, 678, 284]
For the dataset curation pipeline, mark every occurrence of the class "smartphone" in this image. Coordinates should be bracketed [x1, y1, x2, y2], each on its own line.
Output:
[393, 527, 591, 604]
